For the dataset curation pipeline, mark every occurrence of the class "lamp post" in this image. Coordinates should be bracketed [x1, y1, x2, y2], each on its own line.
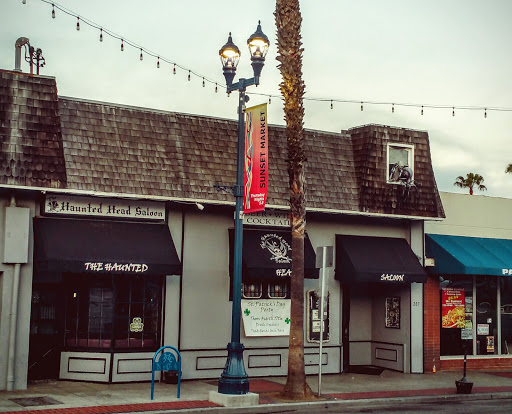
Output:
[217, 22, 269, 395]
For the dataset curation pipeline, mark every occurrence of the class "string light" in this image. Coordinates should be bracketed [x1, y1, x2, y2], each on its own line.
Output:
[22, 0, 26, 4]
[268, 96, 271, 104]
[157, 57, 160, 68]
[215, 83, 218, 93]
[29, 0, 512, 115]
[140, 48, 143, 61]
[202, 77, 205, 87]
[392, 103, 394, 113]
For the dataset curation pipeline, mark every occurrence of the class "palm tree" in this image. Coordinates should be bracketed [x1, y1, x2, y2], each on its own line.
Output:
[275, 0, 313, 400]
[506, 164, 512, 174]
[454, 173, 487, 195]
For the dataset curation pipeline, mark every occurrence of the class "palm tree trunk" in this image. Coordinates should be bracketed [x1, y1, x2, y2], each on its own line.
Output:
[275, 0, 313, 400]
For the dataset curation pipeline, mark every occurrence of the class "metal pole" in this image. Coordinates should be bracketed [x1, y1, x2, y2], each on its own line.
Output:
[318, 246, 327, 395]
[218, 85, 249, 395]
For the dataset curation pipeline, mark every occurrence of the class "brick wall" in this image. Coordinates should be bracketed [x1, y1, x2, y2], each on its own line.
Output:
[441, 358, 512, 371]
[424, 274, 440, 372]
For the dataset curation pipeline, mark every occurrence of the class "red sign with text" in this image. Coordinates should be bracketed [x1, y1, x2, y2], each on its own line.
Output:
[243, 103, 268, 214]
[442, 287, 465, 328]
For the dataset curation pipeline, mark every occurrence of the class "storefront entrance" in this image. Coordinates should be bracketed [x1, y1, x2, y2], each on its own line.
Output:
[336, 235, 427, 373]
[28, 285, 64, 381]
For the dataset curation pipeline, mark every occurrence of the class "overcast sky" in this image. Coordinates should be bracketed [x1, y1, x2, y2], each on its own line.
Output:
[2, 0, 511, 198]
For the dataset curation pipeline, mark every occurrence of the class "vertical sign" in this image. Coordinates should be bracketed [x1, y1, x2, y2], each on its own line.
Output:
[244, 103, 268, 213]
[442, 288, 465, 328]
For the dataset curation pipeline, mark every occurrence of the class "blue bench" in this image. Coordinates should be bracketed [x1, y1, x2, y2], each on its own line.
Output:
[151, 345, 181, 400]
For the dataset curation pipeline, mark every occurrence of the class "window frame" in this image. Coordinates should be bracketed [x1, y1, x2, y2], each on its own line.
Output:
[386, 143, 415, 184]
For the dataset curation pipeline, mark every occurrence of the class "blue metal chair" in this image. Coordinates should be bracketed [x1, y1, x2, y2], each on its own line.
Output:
[151, 345, 181, 400]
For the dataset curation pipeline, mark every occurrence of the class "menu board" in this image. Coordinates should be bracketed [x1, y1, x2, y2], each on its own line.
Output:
[442, 288, 465, 328]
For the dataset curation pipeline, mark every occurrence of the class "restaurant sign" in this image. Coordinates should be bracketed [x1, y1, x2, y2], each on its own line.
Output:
[44, 194, 165, 221]
[241, 299, 291, 337]
[243, 209, 290, 227]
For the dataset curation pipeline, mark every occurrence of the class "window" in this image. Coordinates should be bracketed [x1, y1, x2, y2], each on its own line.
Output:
[387, 143, 414, 183]
[268, 282, 289, 298]
[242, 283, 263, 299]
[239, 280, 290, 300]
[440, 275, 512, 356]
[65, 275, 162, 350]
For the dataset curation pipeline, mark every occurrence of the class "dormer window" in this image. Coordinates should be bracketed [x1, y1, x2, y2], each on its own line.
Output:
[387, 143, 414, 184]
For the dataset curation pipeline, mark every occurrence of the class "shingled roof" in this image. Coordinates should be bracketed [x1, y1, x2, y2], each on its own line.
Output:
[0, 70, 444, 219]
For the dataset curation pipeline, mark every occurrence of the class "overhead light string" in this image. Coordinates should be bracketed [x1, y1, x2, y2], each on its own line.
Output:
[27, 0, 512, 113]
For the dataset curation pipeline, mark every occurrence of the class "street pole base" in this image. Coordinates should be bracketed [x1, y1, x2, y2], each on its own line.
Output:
[218, 375, 250, 395]
[209, 390, 259, 407]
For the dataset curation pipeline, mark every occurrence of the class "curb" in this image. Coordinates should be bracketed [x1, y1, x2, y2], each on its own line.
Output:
[125, 391, 512, 414]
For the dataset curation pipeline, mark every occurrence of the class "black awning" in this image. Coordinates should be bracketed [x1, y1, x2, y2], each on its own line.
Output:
[229, 228, 319, 281]
[335, 235, 426, 284]
[34, 218, 181, 276]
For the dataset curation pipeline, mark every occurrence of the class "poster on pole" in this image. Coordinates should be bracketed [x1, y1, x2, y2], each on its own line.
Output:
[243, 103, 268, 214]
[241, 299, 290, 336]
[442, 287, 465, 328]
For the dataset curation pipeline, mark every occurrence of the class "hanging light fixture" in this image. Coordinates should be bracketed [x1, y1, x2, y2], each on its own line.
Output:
[52, 4, 55, 18]
[99, 29, 103, 42]
[76, 17, 80, 31]
[121, 39, 124, 51]
[140, 48, 143, 61]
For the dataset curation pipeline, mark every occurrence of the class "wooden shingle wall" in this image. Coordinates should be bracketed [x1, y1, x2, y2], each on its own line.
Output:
[0, 70, 444, 219]
[0, 71, 67, 188]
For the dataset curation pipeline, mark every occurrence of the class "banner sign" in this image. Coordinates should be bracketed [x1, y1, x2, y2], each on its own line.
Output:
[44, 194, 165, 221]
[241, 299, 290, 336]
[442, 288, 465, 328]
[243, 103, 268, 214]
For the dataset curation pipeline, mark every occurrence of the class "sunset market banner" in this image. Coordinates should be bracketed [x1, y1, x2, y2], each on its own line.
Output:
[243, 103, 268, 214]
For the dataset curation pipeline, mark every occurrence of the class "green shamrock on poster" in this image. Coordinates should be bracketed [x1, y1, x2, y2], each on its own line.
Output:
[244, 309, 250, 316]
[285, 318, 290, 324]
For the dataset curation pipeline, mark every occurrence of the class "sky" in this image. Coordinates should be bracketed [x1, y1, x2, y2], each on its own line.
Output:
[2, 0, 512, 198]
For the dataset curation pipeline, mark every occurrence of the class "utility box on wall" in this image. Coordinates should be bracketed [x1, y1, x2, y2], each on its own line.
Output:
[3, 206, 30, 263]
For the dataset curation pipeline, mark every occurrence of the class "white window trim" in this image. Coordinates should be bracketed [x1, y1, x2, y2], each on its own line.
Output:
[242, 282, 263, 299]
[386, 143, 415, 184]
[267, 282, 288, 299]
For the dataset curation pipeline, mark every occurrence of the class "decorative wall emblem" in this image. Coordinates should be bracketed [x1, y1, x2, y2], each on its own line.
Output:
[130, 317, 144, 332]
[260, 234, 292, 263]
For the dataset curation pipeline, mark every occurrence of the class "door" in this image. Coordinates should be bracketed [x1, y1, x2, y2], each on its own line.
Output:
[28, 286, 64, 380]
[342, 285, 351, 372]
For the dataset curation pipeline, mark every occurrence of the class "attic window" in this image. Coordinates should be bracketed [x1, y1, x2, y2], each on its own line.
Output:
[387, 143, 414, 184]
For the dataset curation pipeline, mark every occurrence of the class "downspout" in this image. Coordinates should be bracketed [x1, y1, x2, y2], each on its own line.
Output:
[6, 195, 21, 391]
[14, 37, 30, 72]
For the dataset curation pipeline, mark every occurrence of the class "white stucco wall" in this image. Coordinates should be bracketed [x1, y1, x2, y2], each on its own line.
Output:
[425, 192, 512, 239]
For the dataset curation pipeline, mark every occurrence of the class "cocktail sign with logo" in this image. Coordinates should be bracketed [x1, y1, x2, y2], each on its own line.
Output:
[130, 317, 144, 332]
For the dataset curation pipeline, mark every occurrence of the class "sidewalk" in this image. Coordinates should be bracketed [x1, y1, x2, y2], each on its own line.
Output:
[2, 370, 512, 414]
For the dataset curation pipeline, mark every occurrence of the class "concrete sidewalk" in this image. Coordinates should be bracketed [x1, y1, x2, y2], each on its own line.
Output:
[1, 370, 512, 413]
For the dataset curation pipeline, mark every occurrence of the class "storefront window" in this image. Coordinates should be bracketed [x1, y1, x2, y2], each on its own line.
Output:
[242, 283, 263, 299]
[501, 278, 512, 355]
[476, 276, 498, 355]
[268, 282, 288, 298]
[65, 275, 161, 350]
[440, 275, 473, 356]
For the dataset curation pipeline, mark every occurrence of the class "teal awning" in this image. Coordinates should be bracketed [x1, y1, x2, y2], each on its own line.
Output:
[426, 234, 512, 276]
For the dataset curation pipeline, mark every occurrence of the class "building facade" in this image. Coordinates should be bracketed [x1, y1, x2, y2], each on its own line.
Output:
[0, 69, 444, 390]
[425, 192, 512, 372]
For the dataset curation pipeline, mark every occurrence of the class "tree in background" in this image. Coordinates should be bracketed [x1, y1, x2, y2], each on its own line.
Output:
[454, 173, 487, 195]
[275, 0, 313, 400]
[506, 164, 512, 174]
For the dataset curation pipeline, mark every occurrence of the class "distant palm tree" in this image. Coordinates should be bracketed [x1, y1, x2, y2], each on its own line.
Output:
[454, 173, 487, 195]
[506, 164, 512, 174]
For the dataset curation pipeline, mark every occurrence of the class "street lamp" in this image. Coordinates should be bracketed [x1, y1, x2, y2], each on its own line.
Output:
[217, 22, 269, 395]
